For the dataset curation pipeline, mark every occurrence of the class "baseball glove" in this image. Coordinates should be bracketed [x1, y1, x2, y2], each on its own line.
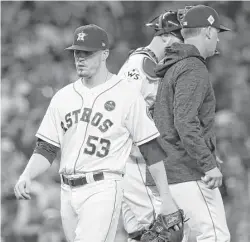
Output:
[141, 209, 185, 242]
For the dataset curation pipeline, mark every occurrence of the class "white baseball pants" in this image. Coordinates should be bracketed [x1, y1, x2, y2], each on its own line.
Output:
[121, 157, 161, 240]
[121, 155, 230, 242]
[165, 181, 231, 242]
[60, 173, 123, 242]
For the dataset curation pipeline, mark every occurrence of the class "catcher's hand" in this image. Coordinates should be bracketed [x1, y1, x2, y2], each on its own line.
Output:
[141, 209, 185, 242]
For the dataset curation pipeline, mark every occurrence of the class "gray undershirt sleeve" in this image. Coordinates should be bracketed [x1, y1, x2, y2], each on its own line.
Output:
[138, 138, 167, 166]
[33, 138, 59, 164]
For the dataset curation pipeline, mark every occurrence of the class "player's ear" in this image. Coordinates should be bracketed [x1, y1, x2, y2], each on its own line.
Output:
[204, 27, 211, 39]
[102, 49, 109, 61]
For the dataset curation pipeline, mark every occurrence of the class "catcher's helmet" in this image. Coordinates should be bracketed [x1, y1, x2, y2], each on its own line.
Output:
[145, 10, 183, 40]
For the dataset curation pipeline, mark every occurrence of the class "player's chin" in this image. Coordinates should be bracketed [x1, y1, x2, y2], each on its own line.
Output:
[209, 47, 217, 57]
[77, 69, 89, 78]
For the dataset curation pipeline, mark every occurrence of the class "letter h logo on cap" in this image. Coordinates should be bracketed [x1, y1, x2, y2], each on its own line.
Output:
[65, 24, 109, 52]
[77, 32, 87, 42]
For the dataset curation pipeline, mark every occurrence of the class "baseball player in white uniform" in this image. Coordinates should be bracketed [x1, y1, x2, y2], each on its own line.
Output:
[14, 24, 182, 242]
[117, 11, 184, 241]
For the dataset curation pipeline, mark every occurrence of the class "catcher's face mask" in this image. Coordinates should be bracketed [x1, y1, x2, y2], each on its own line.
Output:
[145, 10, 183, 40]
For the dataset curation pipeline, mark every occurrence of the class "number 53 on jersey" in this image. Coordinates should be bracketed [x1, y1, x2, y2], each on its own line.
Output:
[84, 135, 111, 158]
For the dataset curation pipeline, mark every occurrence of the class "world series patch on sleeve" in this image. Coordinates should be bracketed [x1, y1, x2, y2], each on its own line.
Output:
[127, 68, 141, 81]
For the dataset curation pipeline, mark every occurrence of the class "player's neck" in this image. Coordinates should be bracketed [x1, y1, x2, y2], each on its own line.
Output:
[82, 66, 112, 89]
[184, 38, 207, 59]
[146, 41, 164, 63]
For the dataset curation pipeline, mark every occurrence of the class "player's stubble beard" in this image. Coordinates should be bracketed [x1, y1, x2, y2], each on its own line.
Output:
[75, 50, 111, 89]
[76, 57, 101, 80]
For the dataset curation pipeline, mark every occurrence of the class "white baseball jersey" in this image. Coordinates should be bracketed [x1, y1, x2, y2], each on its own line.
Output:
[118, 48, 160, 108]
[118, 47, 160, 168]
[118, 48, 162, 238]
[36, 74, 159, 176]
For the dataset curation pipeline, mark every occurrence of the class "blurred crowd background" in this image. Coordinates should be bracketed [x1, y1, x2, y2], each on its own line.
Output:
[1, 1, 250, 242]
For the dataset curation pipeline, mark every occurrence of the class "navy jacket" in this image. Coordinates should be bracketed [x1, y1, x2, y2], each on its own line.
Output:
[151, 43, 220, 184]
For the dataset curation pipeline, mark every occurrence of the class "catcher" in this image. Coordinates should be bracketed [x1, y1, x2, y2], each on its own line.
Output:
[118, 9, 186, 242]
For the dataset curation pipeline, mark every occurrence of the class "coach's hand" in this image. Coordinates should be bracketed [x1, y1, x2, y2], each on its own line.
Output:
[14, 175, 32, 200]
[202, 167, 222, 190]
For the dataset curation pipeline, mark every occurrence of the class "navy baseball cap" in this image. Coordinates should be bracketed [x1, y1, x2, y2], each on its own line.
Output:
[182, 5, 230, 32]
[65, 24, 109, 51]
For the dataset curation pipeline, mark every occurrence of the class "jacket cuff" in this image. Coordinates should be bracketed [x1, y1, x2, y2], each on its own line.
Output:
[198, 155, 217, 173]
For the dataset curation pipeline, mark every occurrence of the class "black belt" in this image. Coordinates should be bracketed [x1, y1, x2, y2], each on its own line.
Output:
[62, 172, 104, 187]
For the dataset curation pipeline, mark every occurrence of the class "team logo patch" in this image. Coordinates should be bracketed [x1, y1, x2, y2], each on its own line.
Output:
[104, 100, 116, 111]
[77, 32, 87, 41]
[207, 15, 215, 25]
[127, 68, 141, 81]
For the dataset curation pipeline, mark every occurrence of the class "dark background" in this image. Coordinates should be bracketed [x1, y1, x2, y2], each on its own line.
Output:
[1, 1, 250, 241]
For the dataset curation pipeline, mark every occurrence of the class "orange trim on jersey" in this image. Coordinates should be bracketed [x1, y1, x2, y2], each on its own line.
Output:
[73, 78, 124, 174]
[73, 81, 84, 110]
[135, 132, 159, 146]
[36, 133, 60, 148]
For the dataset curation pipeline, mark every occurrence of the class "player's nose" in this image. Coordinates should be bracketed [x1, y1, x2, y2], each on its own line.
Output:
[75, 56, 87, 64]
[78, 58, 86, 62]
